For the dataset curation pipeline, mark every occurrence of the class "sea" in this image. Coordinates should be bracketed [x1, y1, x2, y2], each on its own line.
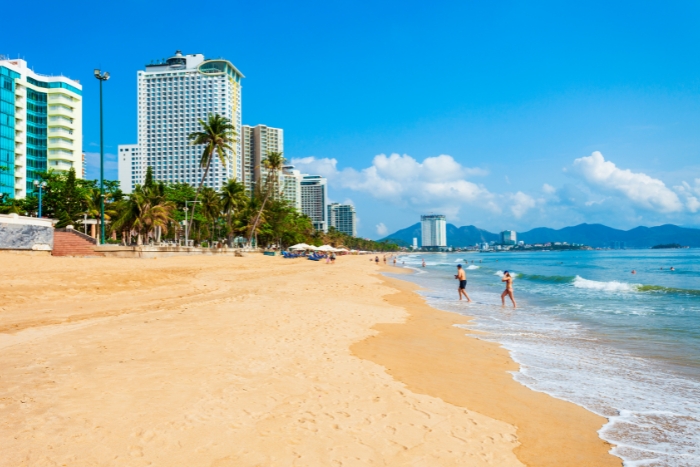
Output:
[391, 249, 700, 467]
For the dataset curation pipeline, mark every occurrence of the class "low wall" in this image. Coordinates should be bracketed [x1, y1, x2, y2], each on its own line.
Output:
[0, 214, 53, 251]
[95, 245, 258, 259]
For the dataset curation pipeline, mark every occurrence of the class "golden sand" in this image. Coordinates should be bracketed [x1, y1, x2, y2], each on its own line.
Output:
[0, 254, 618, 466]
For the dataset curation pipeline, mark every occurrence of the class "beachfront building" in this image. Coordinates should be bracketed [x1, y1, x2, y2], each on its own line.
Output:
[501, 230, 517, 245]
[300, 174, 328, 232]
[327, 202, 357, 237]
[0, 58, 83, 199]
[281, 165, 302, 211]
[136, 50, 243, 190]
[241, 124, 283, 195]
[421, 214, 447, 247]
[117, 144, 143, 194]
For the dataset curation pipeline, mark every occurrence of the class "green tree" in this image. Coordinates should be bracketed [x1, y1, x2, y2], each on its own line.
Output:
[220, 178, 248, 246]
[187, 114, 236, 227]
[249, 151, 285, 246]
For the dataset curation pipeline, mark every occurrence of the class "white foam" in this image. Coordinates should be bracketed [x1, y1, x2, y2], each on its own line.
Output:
[573, 275, 637, 292]
[466, 265, 480, 270]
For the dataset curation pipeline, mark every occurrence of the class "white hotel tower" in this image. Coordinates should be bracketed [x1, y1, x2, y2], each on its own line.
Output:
[124, 51, 243, 191]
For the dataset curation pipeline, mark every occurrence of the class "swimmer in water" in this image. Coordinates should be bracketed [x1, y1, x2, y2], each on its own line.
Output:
[631, 270, 636, 274]
[422, 259, 426, 267]
[501, 271, 517, 308]
[670, 267, 675, 271]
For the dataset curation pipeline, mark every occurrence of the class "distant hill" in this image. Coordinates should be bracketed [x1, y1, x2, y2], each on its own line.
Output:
[382, 222, 700, 248]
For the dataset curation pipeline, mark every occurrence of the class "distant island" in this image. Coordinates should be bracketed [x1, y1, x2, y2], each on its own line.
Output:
[382, 222, 700, 249]
[651, 243, 688, 249]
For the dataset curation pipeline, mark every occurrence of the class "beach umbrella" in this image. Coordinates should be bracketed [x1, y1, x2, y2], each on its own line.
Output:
[316, 245, 335, 252]
[289, 243, 311, 250]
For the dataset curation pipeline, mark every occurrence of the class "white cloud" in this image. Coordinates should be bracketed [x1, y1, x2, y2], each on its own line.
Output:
[290, 156, 339, 179]
[509, 191, 537, 218]
[674, 179, 700, 213]
[375, 222, 388, 236]
[542, 183, 556, 194]
[293, 153, 524, 220]
[572, 151, 683, 213]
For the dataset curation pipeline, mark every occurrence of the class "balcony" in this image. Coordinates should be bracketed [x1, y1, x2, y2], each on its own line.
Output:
[49, 105, 73, 117]
[48, 115, 74, 128]
[49, 127, 74, 137]
[48, 94, 75, 105]
[49, 160, 74, 171]
[48, 138, 74, 150]
[49, 148, 74, 158]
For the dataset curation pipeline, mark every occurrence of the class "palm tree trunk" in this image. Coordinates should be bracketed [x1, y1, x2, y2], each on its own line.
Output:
[249, 192, 270, 246]
[190, 152, 214, 233]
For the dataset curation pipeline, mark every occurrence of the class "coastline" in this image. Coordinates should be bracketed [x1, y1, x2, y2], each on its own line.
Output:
[352, 264, 621, 467]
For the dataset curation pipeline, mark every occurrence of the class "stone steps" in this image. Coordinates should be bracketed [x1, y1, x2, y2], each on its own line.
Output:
[52, 231, 102, 257]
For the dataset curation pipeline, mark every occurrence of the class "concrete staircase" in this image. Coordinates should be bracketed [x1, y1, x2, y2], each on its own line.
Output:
[53, 228, 102, 257]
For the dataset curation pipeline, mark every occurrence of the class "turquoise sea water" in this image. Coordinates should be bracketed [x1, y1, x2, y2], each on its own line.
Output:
[392, 249, 700, 467]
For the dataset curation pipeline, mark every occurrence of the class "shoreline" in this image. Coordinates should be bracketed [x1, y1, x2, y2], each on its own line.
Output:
[353, 265, 621, 467]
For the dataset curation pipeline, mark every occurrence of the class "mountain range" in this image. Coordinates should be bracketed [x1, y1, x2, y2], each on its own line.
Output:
[381, 223, 700, 248]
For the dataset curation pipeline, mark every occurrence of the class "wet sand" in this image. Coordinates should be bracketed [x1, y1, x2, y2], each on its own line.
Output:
[353, 269, 621, 467]
[0, 253, 619, 466]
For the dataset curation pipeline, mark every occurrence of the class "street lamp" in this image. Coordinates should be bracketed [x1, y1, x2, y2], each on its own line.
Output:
[33, 180, 47, 217]
[94, 68, 110, 245]
[184, 200, 201, 247]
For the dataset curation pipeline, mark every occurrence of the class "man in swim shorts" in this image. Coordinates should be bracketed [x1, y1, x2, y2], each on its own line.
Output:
[455, 264, 471, 302]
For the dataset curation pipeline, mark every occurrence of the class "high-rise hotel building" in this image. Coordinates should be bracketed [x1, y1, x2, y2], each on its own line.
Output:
[328, 203, 357, 237]
[0, 58, 82, 199]
[421, 214, 447, 247]
[301, 174, 328, 232]
[127, 51, 243, 190]
[241, 124, 283, 195]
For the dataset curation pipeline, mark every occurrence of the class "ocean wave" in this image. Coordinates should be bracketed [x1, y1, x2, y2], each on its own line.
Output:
[572, 276, 700, 296]
[636, 284, 700, 296]
[494, 270, 519, 278]
[572, 276, 636, 292]
[466, 265, 480, 270]
[519, 273, 576, 284]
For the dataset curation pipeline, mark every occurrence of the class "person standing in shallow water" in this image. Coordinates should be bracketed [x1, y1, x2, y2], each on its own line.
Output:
[455, 264, 471, 302]
[501, 271, 517, 308]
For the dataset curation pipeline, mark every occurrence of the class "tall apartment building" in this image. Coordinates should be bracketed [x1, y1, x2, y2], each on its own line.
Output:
[0, 58, 82, 199]
[281, 165, 302, 211]
[421, 214, 447, 247]
[117, 144, 141, 193]
[328, 203, 356, 237]
[300, 174, 328, 232]
[500, 230, 517, 245]
[135, 51, 243, 190]
[241, 124, 283, 195]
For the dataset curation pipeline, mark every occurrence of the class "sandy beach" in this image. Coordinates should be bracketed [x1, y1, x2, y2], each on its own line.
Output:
[0, 253, 619, 466]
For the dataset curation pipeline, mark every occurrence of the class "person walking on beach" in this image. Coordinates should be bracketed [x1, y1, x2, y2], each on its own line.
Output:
[455, 265, 471, 302]
[375, 256, 379, 265]
[501, 271, 517, 308]
[330, 252, 336, 264]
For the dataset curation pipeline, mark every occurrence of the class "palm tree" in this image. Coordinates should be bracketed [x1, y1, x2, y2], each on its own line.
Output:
[220, 178, 247, 246]
[200, 186, 221, 245]
[187, 113, 236, 230]
[249, 151, 285, 246]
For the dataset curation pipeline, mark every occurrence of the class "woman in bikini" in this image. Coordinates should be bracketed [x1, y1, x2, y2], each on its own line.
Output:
[501, 271, 517, 308]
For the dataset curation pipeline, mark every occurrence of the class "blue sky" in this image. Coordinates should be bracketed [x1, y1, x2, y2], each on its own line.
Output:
[6, 0, 700, 237]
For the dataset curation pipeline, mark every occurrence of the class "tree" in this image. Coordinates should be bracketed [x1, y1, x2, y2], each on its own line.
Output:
[187, 114, 236, 228]
[249, 151, 285, 246]
[220, 178, 247, 246]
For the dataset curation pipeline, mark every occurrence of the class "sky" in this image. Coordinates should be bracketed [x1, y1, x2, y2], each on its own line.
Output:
[5, 0, 700, 237]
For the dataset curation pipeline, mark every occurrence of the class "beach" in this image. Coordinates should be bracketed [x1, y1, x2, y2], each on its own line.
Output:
[0, 253, 618, 466]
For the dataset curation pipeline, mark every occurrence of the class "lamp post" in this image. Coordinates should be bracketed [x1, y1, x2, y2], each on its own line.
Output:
[94, 69, 110, 244]
[184, 200, 201, 247]
[33, 180, 47, 217]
